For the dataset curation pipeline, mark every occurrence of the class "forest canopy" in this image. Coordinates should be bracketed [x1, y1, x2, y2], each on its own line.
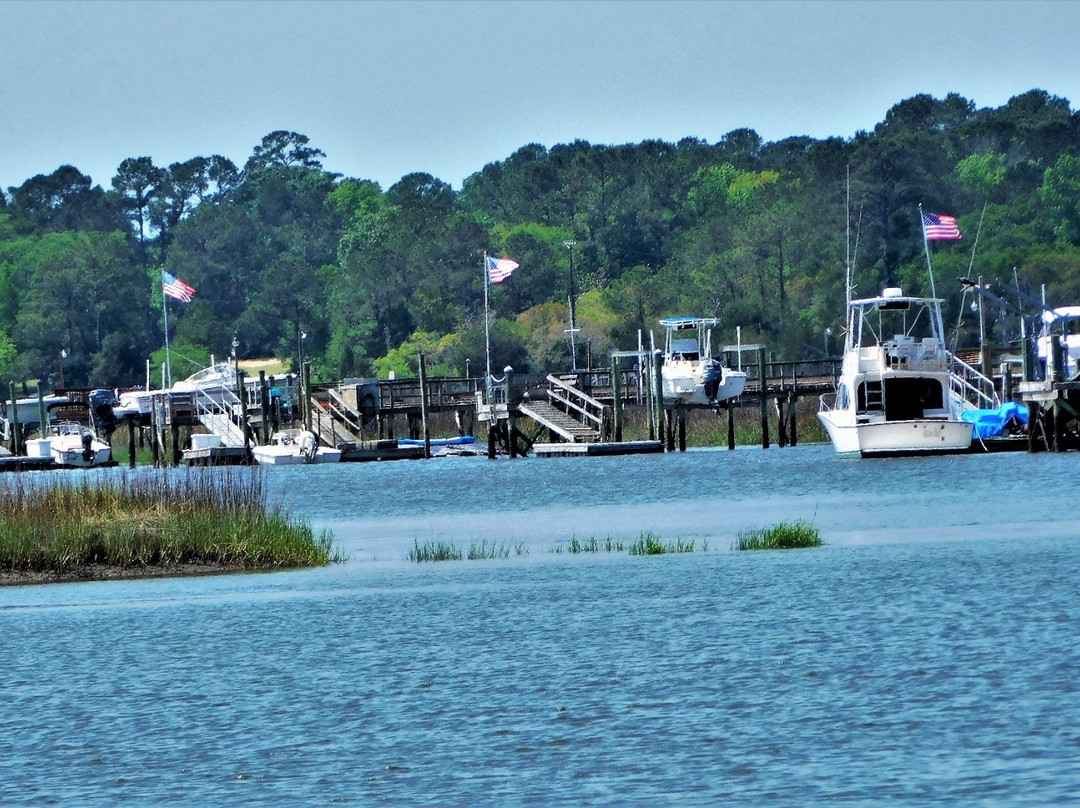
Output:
[4, 90, 1080, 390]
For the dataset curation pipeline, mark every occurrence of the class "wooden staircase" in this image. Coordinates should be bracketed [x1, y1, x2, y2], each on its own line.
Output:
[516, 375, 609, 443]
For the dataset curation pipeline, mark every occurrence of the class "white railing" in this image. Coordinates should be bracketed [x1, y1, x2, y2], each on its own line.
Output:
[192, 386, 248, 447]
[947, 352, 1000, 410]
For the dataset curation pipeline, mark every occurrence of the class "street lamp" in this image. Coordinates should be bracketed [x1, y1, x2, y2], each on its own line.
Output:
[58, 349, 68, 389]
[824, 328, 832, 357]
[465, 358, 470, 379]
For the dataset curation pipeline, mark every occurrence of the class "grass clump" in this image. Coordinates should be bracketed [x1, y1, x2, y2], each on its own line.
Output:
[552, 535, 625, 554]
[407, 539, 463, 562]
[734, 520, 822, 551]
[628, 532, 698, 555]
[467, 540, 527, 560]
[0, 469, 337, 577]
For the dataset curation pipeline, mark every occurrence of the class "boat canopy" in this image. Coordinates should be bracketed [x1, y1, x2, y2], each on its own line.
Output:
[659, 317, 719, 329]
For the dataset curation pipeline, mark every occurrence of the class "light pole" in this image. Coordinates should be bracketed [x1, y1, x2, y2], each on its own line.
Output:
[564, 240, 579, 371]
[58, 349, 68, 389]
[824, 328, 832, 357]
[465, 358, 470, 379]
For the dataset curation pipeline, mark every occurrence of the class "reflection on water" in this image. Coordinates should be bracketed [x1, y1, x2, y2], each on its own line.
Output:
[2, 446, 1078, 805]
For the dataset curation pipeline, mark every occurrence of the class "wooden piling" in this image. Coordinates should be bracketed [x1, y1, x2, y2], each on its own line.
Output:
[301, 364, 312, 433]
[726, 400, 736, 450]
[37, 385, 46, 439]
[758, 347, 770, 449]
[259, 370, 270, 444]
[8, 382, 20, 456]
[653, 349, 665, 446]
[789, 367, 798, 447]
[127, 418, 136, 468]
[418, 352, 431, 459]
[611, 356, 623, 442]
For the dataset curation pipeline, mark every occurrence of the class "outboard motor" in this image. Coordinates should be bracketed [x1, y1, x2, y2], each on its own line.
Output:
[89, 389, 119, 433]
[702, 358, 723, 403]
[299, 431, 318, 463]
[81, 430, 94, 463]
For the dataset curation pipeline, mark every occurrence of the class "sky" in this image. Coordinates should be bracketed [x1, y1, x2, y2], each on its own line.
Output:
[4, 0, 1080, 193]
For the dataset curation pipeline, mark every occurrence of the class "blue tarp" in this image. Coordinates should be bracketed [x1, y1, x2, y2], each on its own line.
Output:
[960, 402, 1029, 439]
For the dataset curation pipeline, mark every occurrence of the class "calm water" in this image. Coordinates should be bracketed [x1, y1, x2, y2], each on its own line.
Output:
[2, 445, 1078, 806]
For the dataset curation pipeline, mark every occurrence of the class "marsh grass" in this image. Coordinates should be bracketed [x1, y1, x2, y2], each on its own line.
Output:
[551, 535, 626, 554]
[407, 539, 463, 562]
[467, 540, 527, 559]
[734, 520, 822, 550]
[618, 399, 828, 447]
[103, 428, 156, 466]
[0, 469, 337, 575]
[408, 539, 525, 561]
[628, 532, 699, 555]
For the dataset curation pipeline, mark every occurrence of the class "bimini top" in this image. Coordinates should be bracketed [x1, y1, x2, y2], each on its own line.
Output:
[659, 317, 720, 329]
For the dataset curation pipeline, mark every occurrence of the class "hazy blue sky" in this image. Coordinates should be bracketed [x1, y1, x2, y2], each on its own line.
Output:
[4, 0, 1080, 192]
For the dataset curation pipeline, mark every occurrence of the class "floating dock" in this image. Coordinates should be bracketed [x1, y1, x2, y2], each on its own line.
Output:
[532, 440, 664, 458]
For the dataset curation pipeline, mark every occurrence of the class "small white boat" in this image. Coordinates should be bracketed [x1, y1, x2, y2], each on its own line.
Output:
[47, 421, 113, 467]
[659, 317, 747, 406]
[251, 429, 341, 465]
[818, 288, 974, 457]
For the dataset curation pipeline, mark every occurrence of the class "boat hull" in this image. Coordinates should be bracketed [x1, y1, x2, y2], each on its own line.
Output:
[251, 447, 342, 465]
[662, 369, 747, 406]
[51, 444, 113, 468]
[818, 412, 973, 457]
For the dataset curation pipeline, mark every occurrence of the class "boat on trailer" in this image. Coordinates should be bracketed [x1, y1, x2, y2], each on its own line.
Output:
[818, 287, 976, 457]
[658, 317, 747, 407]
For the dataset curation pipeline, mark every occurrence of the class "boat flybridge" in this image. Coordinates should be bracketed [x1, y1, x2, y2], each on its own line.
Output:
[659, 317, 747, 407]
[818, 287, 975, 457]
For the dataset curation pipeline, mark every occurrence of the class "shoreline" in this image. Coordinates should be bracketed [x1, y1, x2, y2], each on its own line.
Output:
[0, 562, 254, 587]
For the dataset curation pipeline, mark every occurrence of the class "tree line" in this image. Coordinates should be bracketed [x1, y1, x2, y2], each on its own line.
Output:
[3, 89, 1080, 390]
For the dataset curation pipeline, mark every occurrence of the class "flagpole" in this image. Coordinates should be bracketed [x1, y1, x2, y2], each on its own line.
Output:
[483, 251, 491, 405]
[918, 204, 939, 300]
[162, 277, 172, 389]
[918, 205, 946, 339]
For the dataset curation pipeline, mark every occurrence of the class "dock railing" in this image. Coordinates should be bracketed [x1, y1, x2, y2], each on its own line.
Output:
[542, 374, 609, 437]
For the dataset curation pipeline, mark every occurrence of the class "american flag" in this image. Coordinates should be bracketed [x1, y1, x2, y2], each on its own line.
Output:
[486, 256, 519, 284]
[162, 271, 196, 303]
[921, 211, 962, 241]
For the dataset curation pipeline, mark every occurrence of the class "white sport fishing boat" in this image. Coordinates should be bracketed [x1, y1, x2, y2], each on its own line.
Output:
[251, 429, 341, 465]
[818, 287, 974, 456]
[659, 317, 747, 406]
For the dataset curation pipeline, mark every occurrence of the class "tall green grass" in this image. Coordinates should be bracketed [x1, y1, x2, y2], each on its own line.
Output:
[0, 469, 336, 573]
[734, 520, 822, 550]
[551, 535, 626, 554]
[628, 531, 699, 555]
